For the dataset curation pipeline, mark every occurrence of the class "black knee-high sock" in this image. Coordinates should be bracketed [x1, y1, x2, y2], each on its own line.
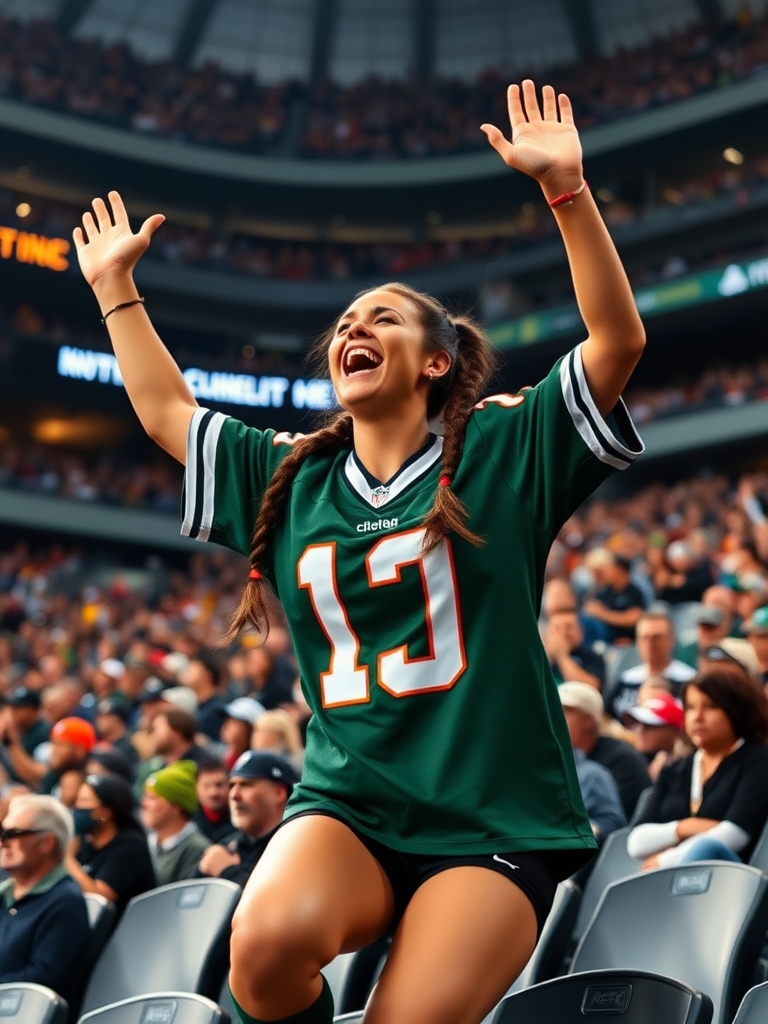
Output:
[230, 976, 334, 1024]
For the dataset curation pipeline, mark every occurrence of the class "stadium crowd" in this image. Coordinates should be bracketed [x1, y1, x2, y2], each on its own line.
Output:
[0, 454, 767, 996]
[1, 11, 767, 158]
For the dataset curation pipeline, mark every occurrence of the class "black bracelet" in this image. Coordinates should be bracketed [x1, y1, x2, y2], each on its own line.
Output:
[101, 297, 145, 324]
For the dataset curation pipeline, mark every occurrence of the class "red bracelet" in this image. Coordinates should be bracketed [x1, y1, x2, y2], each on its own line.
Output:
[548, 180, 588, 208]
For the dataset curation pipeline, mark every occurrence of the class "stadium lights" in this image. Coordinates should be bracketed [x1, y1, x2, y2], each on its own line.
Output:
[723, 147, 744, 165]
[15, 202, 31, 218]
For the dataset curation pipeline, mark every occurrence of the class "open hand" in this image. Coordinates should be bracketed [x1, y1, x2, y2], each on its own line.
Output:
[73, 191, 164, 289]
[482, 81, 583, 197]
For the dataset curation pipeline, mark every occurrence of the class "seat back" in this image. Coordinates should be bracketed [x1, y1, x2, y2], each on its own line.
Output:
[0, 983, 68, 1024]
[507, 880, 582, 996]
[732, 981, 768, 1024]
[68, 895, 118, 1020]
[491, 969, 712, 1024]
[571, 862, 768, 1024]
[80, 879, 240, 1016]
[572, 826, 641, 947]
[77, 992, 227, 1024]
[748, 818, 768, 874]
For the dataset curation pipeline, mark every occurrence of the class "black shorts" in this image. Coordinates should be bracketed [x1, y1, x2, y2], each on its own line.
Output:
[283, 811, 560, 939]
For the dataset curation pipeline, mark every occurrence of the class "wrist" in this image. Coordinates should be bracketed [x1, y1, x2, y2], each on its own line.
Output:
[92, 272, 139, 313]
[540, 170, 586, 204]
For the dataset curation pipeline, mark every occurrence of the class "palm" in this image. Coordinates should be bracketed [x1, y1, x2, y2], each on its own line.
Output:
[482, 81, 583, 186]
[73, 191, 163, 287]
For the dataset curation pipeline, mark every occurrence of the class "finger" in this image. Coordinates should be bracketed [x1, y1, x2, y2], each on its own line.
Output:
[506, 84, 526, 131]
[138, 213, 165, 243]
[521, 79, 542, 122]
[558, 92, 575, 125]
[542, 84, 557, 121]
[480, 124, 519, 168]
[92, 197, 112, 233]
[72, 226, 85, 251]
[82, 211, 98, 242]
[108, 190, 129, 228]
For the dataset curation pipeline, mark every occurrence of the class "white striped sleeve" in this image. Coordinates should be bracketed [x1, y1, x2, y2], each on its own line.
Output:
[181, 407, 228, 542]
[558, 343, 644, 471]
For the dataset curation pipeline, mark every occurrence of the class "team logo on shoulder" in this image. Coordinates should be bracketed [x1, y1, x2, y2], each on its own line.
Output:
[371, 485, 390, 508]
[474, 393, 526, 410]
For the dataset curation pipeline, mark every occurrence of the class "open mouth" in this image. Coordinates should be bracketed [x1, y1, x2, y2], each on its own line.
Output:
[343, 346, 383, 377]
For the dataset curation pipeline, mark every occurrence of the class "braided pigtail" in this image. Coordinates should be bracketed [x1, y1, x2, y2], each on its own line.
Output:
[421, 316, 497, 553]
[225, 412, 353, 641]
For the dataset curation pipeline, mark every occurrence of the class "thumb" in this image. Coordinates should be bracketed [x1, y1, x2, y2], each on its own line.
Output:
[481, 123, 518, 169]
[139, 213, 165, 243]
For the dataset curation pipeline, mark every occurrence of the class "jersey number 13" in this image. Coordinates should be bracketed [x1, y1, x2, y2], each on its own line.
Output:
[298, 527, 466, 708]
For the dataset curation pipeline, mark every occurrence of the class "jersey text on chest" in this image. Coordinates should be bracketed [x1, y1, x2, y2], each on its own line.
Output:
[357, 517, 399, 533]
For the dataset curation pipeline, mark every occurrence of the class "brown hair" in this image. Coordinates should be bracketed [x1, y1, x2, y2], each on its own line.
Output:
[158, 708, 196, 744]
[683, 672, 768, 744]
[227, 282, 497, 640]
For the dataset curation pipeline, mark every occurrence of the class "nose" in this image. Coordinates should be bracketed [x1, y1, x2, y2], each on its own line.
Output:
[347, 318, 372, 338]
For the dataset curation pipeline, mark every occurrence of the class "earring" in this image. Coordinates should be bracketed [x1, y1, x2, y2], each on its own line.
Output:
[428, 369, 435, 380]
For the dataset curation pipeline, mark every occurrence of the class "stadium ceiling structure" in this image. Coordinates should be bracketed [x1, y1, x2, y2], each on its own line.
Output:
[0, 0, 753, 87]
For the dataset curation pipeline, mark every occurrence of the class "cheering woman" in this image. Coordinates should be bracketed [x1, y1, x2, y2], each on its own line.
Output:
[73, 81, 645, 1024]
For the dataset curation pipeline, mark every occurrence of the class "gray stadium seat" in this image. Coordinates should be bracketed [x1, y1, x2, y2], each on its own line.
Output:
[333, 1015, 363, 1024]
[0, 983, 68, 1024]
[77, 992, 228, 1024]
[627, 786, 654, 826]
[79, 879, 240, 1016]
[570, 862, 768, 1024]
[732, 981, 768, 1024]
[68, 894, 118, 1019]
[571, 826, 641, 949]
[670, 602, 705, 647]
[748, 817, 768, 874]
[491, 969, 713, 1024]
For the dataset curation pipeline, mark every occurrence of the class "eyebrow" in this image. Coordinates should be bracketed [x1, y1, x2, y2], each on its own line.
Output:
[339, 305, 403, 325]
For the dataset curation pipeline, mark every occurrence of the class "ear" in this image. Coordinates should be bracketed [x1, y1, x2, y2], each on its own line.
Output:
[423, 350, 452, 380]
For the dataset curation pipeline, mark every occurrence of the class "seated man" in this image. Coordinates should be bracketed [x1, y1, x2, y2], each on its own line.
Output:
[544, 608, 605, 689]
[194, 759, 233, 842]
[622, 692, 686, 782]
[610, 611, 695, 720]
[142, 760, 210, 886]
[0, 793, 89, 999]
[197, 751, 297, 888]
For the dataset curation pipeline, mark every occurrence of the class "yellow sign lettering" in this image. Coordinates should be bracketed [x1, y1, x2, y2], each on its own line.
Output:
[0, 227, 17, 259]
[0, 225, 69, 271]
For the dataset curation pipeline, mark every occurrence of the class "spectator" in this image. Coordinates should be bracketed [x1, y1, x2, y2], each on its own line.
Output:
[0, 688, 49, 783]
[251, 708, 305, 773]
[31, 717, 96, 806]
[582, 551, 646, 645]
[743, 606, 768, 686]
[558, 682, 650, 820]
[66, 773, 155, 912]
[95, 696, 137, 768]
[654, 540, 712, 604]
[543, 608, 605, 689]
[244, 646, 296, 711]
[628, 671, 768, 866]
[611, 611, 696, 719]
[222, 698, 265, 770]
[135, 707, 209, 794]
[197, 752, 296, 888]
[678, 594, 734, 669]
[622, 693, 688, 782]
[0, 794, 89, 997]
[86, 747, 135, 784]
[699, 638, 761, 682]
[181, 655, 229, 743]
[194, 760, 232, 842]
[141, 760, 210, 886]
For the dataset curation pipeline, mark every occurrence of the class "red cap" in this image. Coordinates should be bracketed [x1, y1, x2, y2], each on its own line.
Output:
[51, 717, 97, 752]
[622, 693, 684, 731]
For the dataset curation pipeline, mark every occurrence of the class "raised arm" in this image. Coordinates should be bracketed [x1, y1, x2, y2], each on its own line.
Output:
[482, 81, 645, 416]
[73, 192, 197, 464]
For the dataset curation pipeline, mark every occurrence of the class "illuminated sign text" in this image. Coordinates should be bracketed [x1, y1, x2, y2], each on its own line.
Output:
[0, 227, 70, 271]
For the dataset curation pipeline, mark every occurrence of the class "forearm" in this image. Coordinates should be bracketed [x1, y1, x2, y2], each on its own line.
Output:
[556, 652, 601, 688]
[92, 272, 197, 452]
[675, 817, 720, 840]
[7, 742, 46, 785]
[594, 606, 641, 628]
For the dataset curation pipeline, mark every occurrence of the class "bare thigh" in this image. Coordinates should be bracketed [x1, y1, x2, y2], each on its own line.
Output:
[364, 866, 537, 1024]
[230, 815, 394, 1018]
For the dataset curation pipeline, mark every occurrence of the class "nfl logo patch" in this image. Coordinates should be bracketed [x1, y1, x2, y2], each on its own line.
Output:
[371, 485, 390, 508]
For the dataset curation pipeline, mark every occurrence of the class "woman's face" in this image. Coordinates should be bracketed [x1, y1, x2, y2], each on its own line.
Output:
[328, 289, 449, 419]
[684, 685, 737, 753]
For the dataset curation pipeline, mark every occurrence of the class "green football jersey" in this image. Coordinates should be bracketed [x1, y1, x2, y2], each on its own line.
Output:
[181, 343, 643, 865]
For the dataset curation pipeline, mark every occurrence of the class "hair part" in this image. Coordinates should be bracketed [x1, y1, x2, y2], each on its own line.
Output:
[227, 283, 497, 641]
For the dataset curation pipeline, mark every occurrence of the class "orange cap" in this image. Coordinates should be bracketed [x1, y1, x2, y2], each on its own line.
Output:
[51, 716, 97, 752]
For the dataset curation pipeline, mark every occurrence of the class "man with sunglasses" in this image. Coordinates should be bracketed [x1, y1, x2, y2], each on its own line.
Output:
[0, 793, 89, 999]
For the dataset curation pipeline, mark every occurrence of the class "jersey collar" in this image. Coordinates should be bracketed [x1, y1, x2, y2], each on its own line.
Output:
[343, 434, 443, 510]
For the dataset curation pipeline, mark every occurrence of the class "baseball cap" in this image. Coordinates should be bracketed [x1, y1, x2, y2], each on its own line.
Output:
[6, 687, 41, 709]
[558, 681, 604, 723]
[703, 638, 760, 679]
[96, 697, 131, 723]
[622, 693, 684, 730]
[225, 697, 265, 726]
[695, 606, 725, 628]
[146, 760, 198, 814]
[51, 717, 97, 752]
[161, 686, 198, 714]
[229, 751, 298, 792]
[743, 606, 768, 634]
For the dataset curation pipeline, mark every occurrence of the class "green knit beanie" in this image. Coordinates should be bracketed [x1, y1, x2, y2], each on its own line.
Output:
[146, 759, 199, 814]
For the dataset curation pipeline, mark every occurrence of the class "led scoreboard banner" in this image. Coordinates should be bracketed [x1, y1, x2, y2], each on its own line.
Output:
[0, 226, 70, 271]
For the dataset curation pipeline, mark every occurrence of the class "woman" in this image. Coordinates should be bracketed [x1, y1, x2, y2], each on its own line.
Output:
[65, 773, 156, 913]
[627, 671, 768, 868]
[73, 81, 645, 1024]
[251, 708, 304, 773]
